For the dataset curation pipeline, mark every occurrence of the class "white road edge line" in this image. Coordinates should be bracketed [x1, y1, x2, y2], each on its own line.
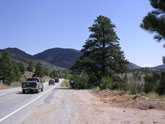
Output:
[0, 85, 56, 122]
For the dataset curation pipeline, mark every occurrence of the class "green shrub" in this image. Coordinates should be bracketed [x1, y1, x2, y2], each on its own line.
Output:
[144, 73, 159, 93]
[143, 72, 165, 95]
[111, 75, 128, 90]
[61, 80, 70, 88]
[64, 71, 72, 79]
[71, 72, 89, 89]
[156, 72, 165, 95]
[100, 76, 128, 90]
[100, 77, 113, 89]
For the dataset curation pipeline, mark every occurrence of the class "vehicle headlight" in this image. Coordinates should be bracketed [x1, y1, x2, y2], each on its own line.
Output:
[22, 83, 26, 87]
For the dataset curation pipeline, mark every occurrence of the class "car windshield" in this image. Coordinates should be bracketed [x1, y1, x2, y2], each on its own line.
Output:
[27, 78, 39, 82]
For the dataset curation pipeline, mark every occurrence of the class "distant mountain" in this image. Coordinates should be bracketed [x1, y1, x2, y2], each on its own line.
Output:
[127, 62, 141, 69]
[0, 48, 34, 63]
[34, 48, 82, 68]
[152, 64, 165, 70]
[34, 47, 141, 69]
[0, 48, 63, 71]
[0, 47, 142, 70]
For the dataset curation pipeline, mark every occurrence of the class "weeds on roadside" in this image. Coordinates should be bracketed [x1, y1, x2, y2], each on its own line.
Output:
[61, 80, 71, 88]
[140, 92, 165, 101]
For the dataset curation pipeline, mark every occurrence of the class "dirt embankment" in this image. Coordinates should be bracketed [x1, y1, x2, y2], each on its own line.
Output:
[92, 90, 165, 110]
[74, 90, 165, 124]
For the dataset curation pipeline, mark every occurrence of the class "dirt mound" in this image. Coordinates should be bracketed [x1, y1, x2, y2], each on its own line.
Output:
[92, 90, 165, 110]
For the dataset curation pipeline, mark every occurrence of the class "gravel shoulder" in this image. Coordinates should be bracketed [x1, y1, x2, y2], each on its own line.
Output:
[21, 88, 81, 124]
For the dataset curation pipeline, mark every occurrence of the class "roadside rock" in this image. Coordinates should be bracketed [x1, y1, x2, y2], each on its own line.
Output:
[138, 103, 155, 110]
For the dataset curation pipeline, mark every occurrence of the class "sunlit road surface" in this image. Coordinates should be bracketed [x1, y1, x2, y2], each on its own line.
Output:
[0, 79, 63, 124]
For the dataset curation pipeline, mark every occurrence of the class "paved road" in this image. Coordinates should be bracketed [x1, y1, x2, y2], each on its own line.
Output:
[0, 87, 21, 97]
[0, 79, 63, 124]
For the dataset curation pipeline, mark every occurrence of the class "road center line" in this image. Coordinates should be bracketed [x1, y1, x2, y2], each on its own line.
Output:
[0, 86, 55, 122]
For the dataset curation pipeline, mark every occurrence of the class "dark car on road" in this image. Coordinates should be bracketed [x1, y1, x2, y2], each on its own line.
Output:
[22, 77, 43, 93]
[49, 79, 55, 85]
[69, 80, 75, 88]
[55, 77, 59, 83]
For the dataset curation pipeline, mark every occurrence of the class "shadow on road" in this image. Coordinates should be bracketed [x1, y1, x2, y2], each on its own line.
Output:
[54, 87, 72, 90]
[17, 91, 38, 94]
[55, 87, 79, 90]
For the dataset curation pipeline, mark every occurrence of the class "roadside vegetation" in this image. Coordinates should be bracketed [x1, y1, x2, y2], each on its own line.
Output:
[61, 80, 71, 88]
[0, 50, 22, 85]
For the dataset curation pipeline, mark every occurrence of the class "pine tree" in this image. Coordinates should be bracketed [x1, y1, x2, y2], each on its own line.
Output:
[0, 50, 21, 85]
[49, 70, 58, 79]
[141, 0, 165, 42]
[27, 61, 34, 72]
[43, 68, 49, 76]
[33, 62, 43, 78]
[17, 62, 25, 75]
[157, 72, 165, 95]
[12, 61, 21, 82]
[141, 0, 165, 95]
[71, 15, 128, 87]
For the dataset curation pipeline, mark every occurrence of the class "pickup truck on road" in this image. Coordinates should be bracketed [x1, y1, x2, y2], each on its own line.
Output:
[22, 77, 43, 93]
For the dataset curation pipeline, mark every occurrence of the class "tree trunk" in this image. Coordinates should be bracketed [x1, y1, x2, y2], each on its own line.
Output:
[101, 29, 105, 77]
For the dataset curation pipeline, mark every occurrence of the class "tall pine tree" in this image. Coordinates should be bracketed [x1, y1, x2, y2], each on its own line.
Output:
[141, 0, 165, 42]
[33, 62, 43, 78]
[71, 15, 128, 87]
[49, 70, 58, 79]
[27, 61, 34, 72]
[0, 50, 21, 85]
[17, 62, 25, 75]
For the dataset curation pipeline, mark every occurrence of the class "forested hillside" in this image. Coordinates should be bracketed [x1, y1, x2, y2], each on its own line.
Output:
[0, 48, 63, 71]
[34, 48, 82, 68]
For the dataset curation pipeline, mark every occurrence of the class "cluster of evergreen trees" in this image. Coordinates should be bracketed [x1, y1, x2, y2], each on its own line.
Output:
[0, 51, 23, 85]
[28, 61, 64, 79]
[0, 50, 64, 85]
[28, 61, 62, 78]
[26, 61, 48, 77]
[144, 72, 165, 95]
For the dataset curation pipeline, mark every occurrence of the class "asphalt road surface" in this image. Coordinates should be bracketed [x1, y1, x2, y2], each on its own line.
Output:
[0, 79, 64, 124]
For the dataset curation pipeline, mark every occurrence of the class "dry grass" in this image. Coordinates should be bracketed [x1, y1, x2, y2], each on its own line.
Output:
[141, 92, 165, 101]
[61, 80, 71, 88]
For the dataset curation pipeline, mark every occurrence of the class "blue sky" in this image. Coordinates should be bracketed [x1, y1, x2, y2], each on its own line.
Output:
[0, 0, 165, 67]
